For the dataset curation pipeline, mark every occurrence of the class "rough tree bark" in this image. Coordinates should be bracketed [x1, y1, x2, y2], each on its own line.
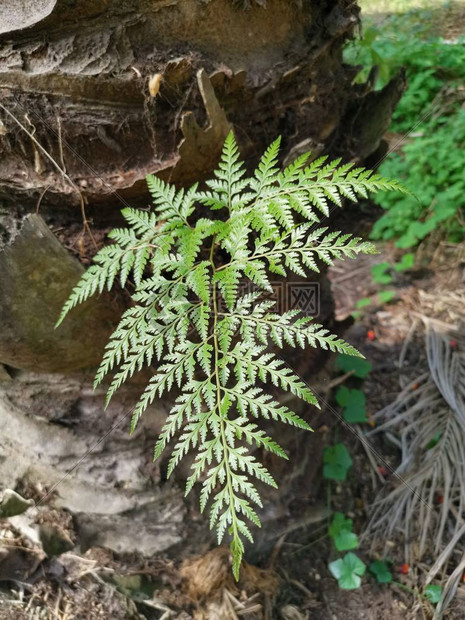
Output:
[0, 0, 404, 564]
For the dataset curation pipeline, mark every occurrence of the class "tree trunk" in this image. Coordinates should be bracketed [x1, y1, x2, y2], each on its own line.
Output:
[0, 0, 404, 565]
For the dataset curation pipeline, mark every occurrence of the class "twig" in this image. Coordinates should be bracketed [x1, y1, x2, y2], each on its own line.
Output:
[286, 528, 328, 556]
[56, 115, 66, 174]
[35, 184, 51, 215]
[282, 571, 315, 600]
[54, 589, 63, 619]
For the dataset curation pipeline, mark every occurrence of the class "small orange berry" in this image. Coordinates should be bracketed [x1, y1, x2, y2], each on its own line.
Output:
[398, 563, 409, 574]
[367, 330, 376, 341]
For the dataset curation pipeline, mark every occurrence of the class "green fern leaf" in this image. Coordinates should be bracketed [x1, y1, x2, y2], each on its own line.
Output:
[58, 131, 404, 579]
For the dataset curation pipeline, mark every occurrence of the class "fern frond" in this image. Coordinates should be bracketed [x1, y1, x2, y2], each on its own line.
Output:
[94, 302, 152, 388]
[56, 245, 126, 326]
[146, 175, 197, 224]
[58, 131, 402, 578]
[120, 207, 159, 237]
[204, 131, 248, 212]
[244, 224, 378, 277]
[226, 344, 318, 406]
[250, 137, 281, 195]
[222, 305, 362, 356]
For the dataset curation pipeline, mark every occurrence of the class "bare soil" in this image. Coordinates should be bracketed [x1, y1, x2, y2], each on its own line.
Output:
[1, 240, 464, 619]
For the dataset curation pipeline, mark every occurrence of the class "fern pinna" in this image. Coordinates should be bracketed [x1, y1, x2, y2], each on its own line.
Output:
[58, 133, 401, 577]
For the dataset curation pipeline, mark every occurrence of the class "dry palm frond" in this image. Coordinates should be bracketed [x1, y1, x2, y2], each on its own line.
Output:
[365, 324, 465, 561]
[435, 554, 465, 619]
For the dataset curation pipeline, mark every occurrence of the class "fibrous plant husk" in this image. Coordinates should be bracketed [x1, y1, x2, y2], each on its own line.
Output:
[367, 323, 465, 558]
[180, 546, 278, 618]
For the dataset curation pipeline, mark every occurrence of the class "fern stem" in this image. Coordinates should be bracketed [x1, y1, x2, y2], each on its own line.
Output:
[210, 236, 241, 578]
[215, 226, 296, 273]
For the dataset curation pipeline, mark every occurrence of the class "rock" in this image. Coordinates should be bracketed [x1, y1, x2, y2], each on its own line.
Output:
[0, 365, 11, 382]
[0, 0, 57, 35]
[39, 523, 74, 556]
[0, 214, 121, 372]
[74, 493, 185, 556]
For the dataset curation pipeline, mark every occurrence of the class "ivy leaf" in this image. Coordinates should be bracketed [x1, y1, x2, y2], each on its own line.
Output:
[335, 387, 368, 423]
[369, 560, 392, 584]
[335, 529, 359, 552]
[424, 584, 442, 604]
[323, 443, 352, 480]
[329, 512, 359, 551]
[335, 354, 372, 378]
[329, 552, 366, 590]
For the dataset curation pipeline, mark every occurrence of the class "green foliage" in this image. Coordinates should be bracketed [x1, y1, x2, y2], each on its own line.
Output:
[378, 290, 395, 304]
[371, 262, 392, 285]
[393, 253, 414, 272]
[335, 387, 368, 423]
[329, 512, 359, 552]
[345, 13, 465, 248]
[426, 431, 442, 451]
[335, 354, 372, 378]
[355, 254, 411, 312]
[355, 297, 372, 309]
[58, 132, 398, 579]
[371, 109, 465, 248]
[329, 552, 367, 590]
[354, 253, 412, 313]
[345, 16, 465, 130]
[369, 560, 393, 584]
[323, 443, 353, 480]
[344, 26, 392, 85]
[424, 584, 443, 604]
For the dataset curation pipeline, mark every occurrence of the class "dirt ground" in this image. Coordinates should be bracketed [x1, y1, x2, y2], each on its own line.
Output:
[1, 237, 464, 619]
